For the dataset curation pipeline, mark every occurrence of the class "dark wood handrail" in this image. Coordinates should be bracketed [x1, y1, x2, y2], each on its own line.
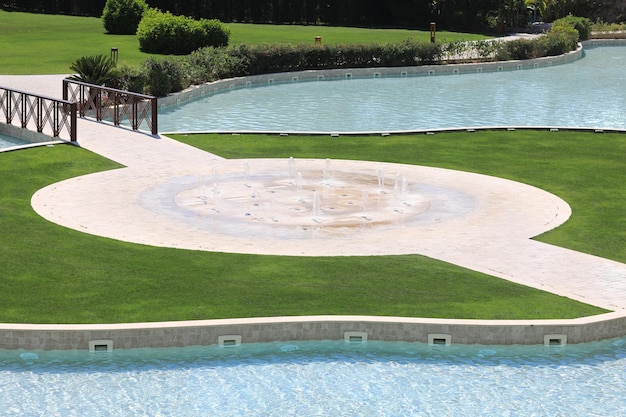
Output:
[0, 85, 77, 142]
[63, 79, 158, 135]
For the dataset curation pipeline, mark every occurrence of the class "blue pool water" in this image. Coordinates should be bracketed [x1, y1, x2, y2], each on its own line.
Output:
[2, 338, 626, 416]
[159, 46, 626, 133]
[0, 133, 28, 150]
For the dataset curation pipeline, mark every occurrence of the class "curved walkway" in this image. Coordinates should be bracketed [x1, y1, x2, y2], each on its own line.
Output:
[4, 75, 626, 315]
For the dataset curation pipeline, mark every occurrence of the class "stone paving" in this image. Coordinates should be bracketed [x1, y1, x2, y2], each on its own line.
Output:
[3, 74, 626, 314]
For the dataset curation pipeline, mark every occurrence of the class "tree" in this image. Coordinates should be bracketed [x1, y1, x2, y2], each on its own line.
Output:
[68, 55, 119, 85]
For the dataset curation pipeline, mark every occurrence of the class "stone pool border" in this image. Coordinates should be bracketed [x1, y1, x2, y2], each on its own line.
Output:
[0, 122, 64, 153]
[158, 43, 585, 109]
[2, 312, 626, 350]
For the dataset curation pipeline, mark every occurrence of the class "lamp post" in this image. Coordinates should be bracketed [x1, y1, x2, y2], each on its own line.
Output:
[110, 47, 118, 64]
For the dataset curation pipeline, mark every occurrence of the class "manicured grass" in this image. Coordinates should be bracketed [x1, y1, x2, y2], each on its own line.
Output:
[170, 131, 626, 265]
[0, 133, 612, 324]
[0, 11, 155, 74]
[227, 23, 490, 46]
[0, 10, 491, 75]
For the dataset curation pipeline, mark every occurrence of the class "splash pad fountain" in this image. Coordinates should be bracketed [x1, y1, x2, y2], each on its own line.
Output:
[173, 158, 430, 239]
[33, 150, 571, 257]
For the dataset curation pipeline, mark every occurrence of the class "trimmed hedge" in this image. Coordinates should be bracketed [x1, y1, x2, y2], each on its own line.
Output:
[552, 14, 593, 41]
[228, 41, 444, 76]
[143, 57, 185, 96]
[102, 0, 148, 35]
[500, 28, 578, 60]
[136, 9, 230, 55]
[115, 28, 579, 96]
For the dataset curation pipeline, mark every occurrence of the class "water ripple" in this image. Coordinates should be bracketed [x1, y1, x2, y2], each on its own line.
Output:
[160, 47, 626, 133]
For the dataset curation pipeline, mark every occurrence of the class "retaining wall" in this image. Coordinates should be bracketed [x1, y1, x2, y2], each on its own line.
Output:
[2, 312, 625, 350]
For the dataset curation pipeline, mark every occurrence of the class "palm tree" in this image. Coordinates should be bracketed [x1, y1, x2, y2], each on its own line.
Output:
[68, 55, 119, 114]
[68, 55, 119, 86]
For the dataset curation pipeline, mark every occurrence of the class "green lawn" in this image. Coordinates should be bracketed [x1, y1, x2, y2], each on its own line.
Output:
[0, 10, 491, 75]
[0, 11, 154, 74]
[227, 23, 490, 46]
[0, 130, 617, 324]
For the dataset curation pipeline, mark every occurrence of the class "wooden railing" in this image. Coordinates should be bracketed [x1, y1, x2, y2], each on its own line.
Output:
[63, 79, 158, 135]
[0, 86, 77, 142]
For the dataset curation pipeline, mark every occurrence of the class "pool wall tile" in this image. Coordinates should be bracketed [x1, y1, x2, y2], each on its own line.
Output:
[0, 122, 60, 145]
[158, 45, 584, 109]
[2, 313, 625, 350]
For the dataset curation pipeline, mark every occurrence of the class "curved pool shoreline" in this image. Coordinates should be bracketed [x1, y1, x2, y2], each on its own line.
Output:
[158, 43, 585, 111]
[159, 40, 626, 135]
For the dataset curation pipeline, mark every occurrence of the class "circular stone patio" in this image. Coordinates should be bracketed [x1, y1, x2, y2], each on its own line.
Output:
[32, 157, 570, 257]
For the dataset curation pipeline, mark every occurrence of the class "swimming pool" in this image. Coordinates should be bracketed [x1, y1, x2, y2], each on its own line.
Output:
[159, 46, 626, 133]
[0, 132, 29, 150]
[2, 337, 625, 416]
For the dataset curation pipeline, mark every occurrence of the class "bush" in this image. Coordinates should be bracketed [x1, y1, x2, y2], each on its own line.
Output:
[136, 9, 230, 55]
[102, 0, 147, 35]
[199, 19, 231, 49]
[473, 40, 500, 60]
[110, 64, 148, 93]
[219, 41, 445, 75]
[138, 34, 580, 97]
[542, 25, 579, 55]
[592, 19, 626, 33]
[503, 39, 541, 60]
[552, 14, 592, 41]
[143, 57, 187, 96]
[414, 42, 443, 64]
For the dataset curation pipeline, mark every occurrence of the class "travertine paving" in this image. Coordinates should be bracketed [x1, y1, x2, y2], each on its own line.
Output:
[4, 75, 626, 313]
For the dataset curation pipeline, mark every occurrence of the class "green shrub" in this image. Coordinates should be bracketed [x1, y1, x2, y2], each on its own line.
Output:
[493, 43, 511, 61]
[473, 40, 500, 60]
[591, 19, 626, 33]
[248, 44, 303, 73]
[414, 42, 443, 63]
[552, 14, 592, 41]
[102, 0, 147, 35]
[219, 41, 444, 75]
[111, 64, 148, 93]
[175, 53, 241, 88]
[542, 25, 579, 55]
[498, 31, 577, 61]
[442, 40, 468, 62]
[139, 34, 579, 97]
[503, 38, 541, 60]
[199, 19, 231, 49]
[299, 44, 335, 69]
[136, 9, 230, 55]
[143, 57, 187, 96]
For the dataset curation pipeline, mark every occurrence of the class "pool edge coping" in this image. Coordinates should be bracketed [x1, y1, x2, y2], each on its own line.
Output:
[2, 311, 626, 350]
[157, 42, 586, 110]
